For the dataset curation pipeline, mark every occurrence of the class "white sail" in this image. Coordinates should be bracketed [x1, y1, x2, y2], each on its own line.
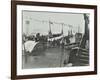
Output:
[24, 41, 39, 53]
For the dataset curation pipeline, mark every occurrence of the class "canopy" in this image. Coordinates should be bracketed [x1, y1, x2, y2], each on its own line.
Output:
[48, 35, 63, 41]
[24, 40, 39, 53]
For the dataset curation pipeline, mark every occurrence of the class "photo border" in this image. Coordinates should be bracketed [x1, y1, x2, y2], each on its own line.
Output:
[11, 0, 97, 80]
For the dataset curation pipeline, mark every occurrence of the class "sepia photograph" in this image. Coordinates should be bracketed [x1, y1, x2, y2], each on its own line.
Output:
[22, 11, 90, 69]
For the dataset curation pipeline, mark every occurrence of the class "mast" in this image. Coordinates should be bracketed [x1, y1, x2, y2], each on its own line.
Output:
[80, 14, 89, 48]
[78, 25, 80, 33]
[48, 21, 52, 38]
[84, 14, 89, 35]
[25, 20, 30, 36]
[61, 25, 63, 35]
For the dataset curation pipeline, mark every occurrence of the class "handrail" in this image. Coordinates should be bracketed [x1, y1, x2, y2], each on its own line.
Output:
[72, 47, 88, 52]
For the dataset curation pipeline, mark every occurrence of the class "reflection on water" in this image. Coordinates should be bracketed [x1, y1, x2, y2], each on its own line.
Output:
[22, 47, 70, 69]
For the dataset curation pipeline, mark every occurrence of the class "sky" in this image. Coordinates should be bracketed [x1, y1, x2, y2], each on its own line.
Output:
[22, 10, 87, 36]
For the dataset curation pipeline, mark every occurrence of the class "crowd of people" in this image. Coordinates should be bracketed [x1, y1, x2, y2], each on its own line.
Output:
[22, 33, 72, 48]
